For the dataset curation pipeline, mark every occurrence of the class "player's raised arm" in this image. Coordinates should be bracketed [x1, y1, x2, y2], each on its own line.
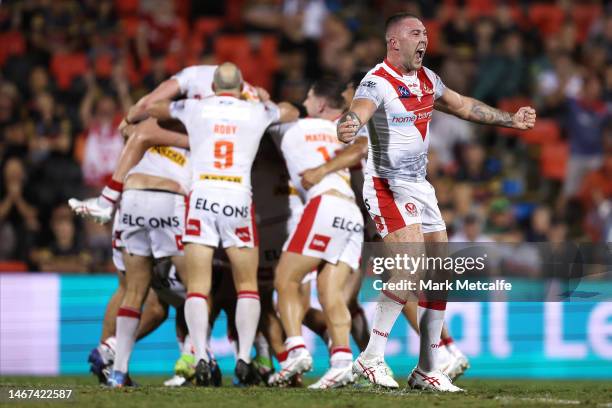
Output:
[337, 98, 377, 143]
[254, 86, 300, 123]
[146, 100, 174, 121]
[435, 87, 537, 130]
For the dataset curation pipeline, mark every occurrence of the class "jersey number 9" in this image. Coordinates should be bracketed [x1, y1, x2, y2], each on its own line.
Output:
[214, 140, 234, 169]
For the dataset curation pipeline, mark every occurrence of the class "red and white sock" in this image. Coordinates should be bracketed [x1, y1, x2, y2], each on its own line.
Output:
[284, 336, 306, 358]
[235, 290, 260, 363]
[100, 180, 123, 209]
[113, 307, 140, 373]
[363, 290, 405, 359]
[417, 301, 446, 372]
[276, 350, 288, 368]
[330, 346, 353, 369]
[185, 293, 209, 363]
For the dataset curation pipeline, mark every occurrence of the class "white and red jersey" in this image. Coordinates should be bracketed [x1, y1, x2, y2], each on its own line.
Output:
[170, 96, 280, 193]
[172, 65, 259, 101]
[270, 118, 354, 202]
[127, 146, 191, 193]
[354, 59, 446, 182]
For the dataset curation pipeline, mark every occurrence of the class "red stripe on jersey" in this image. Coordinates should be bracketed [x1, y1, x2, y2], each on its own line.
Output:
[372, 177, 405, 235]
[372, 66, 434, 141]
[287, 195, 322, 253]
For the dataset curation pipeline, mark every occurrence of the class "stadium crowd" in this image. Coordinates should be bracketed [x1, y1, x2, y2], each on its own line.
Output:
[0, 0, 610, 273]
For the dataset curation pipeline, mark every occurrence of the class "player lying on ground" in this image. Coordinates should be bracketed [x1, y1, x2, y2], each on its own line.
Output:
[147, 63, 299, 386]
[337, 13, 535, 392]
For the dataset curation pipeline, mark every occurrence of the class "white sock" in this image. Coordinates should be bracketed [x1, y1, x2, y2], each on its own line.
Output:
[330, 347, 353, 368]
[182, 334, 194, 355]
[113, 307, 140, 373]
[417, 302, 446, 372]
[285, 336, 306, 358]
[444, 338, 461, 357]
[363, 291, 404, 359]
[185, 293, 209, 363]
[235, 291, 261, 363]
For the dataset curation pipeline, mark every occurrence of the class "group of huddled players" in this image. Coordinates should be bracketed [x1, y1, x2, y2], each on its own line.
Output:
[70, 12, 535, 392]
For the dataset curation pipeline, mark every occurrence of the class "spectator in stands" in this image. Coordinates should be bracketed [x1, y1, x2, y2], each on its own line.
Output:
[527, 205, 552, 242]
[0, 156, 39, 262]
[77, 73, 130, 190]
[450, 213, 493, 243]
[30, 204, 91, 273]
[562, 74, 609, 197]
[472, 30, 528, 105]
[579, 147, 612, 242]
[27, 92, 71, 163]
[485, 198, 516, 242]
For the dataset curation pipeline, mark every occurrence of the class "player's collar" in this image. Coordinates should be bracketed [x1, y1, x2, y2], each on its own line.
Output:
[383, 59, 417, 79]
[217, 92, 238, 97]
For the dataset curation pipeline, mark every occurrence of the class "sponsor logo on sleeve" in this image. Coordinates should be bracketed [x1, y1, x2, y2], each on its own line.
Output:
[360, 80, 377, 88]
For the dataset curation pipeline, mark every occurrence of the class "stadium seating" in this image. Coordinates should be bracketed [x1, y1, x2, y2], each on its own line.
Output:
[0, 31, 26, 67]
[50, 52, 89, 90]
[520, 119, 561, 145]
[540, 141, 568, 181]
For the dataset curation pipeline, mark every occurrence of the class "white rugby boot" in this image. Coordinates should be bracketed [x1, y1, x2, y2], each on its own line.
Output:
[443, 349, 470, 381]
[408, 367, 464, 392]
[273, 347, 312, 385]
[352, 353, 398, 388]
[68, 197, 113, 224]
[308, 365, 354, 389]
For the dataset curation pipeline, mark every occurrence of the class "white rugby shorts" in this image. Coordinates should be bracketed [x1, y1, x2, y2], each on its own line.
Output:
[184, 186, 257, 248]
[111, 213, 125, 272]
[362, 175, 445, 237]
[283, 194, 363, 270]
[119, 189, 186, 258]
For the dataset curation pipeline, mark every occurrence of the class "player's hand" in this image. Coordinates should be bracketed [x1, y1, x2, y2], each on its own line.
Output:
[300, 166, 326, 190]
[255, 87, 270, 102]
[337, 113, 360, 144]
[512, 107, 536, 130]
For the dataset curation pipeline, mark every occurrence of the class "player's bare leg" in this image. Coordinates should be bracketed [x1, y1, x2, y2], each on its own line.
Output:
[226, 246, 262, 385]
[353, 224, 423, 389]
[183, 243, 214, 385]
[273, 252, 320, 383]
[309, 262, 354, 389]
[100, 274, 126, 341]
[134, 289, 168, 340]
[344, 268, 369, 351]
[110, 252, 152, 386]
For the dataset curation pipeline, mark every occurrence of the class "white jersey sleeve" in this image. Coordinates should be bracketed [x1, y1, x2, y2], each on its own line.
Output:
[171, 65, 216, 99]
[353, 76, 393, 108]
[423, 66, 447, 100]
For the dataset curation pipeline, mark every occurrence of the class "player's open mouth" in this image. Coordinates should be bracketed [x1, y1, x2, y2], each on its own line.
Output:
[415, 47, 425, 61]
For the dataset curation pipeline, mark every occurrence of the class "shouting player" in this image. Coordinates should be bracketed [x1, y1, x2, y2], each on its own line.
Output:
[147, 63, 298, 386]
[269, 80, 365, 389]
[338, 13, 536, 392]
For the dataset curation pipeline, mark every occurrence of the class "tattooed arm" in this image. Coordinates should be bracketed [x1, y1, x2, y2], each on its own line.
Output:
[435, 87, 536, 130]
[337, 98, 377, 143]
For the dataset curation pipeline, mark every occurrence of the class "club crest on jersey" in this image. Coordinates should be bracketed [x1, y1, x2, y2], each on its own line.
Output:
[397, 85, 411, 98]
[405, 202, 418, 216]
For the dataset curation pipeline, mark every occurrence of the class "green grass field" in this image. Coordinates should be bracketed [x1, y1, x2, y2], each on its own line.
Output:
[1, 376, 611, 408]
